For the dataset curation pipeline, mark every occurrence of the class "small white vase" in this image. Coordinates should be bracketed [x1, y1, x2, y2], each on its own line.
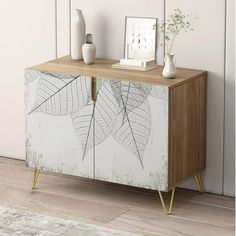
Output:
[162, 54, 177, 79]
[82, 34, 96, 65]
[71, 9, 86, 60]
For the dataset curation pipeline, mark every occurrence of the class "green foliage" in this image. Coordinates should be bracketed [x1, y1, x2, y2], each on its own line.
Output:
[160, 9, 196, 54]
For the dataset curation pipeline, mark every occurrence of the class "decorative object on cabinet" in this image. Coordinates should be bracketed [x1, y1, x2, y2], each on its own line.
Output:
[25, 56, 207, 215]
[82, 34, 96, 65]
[162, 54, 177, 79]
[111, 61, 158, 71]
[112, 17, 158, 71]
[160, 9, 196, 78]
[125, 17, 157, 60]
[71, 9, 86, 60]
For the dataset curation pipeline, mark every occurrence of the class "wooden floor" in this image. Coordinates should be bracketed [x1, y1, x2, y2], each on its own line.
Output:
[0, 157, 234, 236]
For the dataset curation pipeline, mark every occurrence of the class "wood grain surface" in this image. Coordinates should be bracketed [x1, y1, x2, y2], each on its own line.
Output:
[0, 157, 234, 236]
[168, 75, 207, 189]
[29, 56, 207, 88]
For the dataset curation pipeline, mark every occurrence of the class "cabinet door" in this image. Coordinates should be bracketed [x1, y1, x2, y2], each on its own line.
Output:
[94, 78, 169, 191]
[25, 69, 94, 178]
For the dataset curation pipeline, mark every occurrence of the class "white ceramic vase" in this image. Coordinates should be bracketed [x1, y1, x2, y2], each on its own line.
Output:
[162, 54, 177, 79]
[71, 9, 86, 60]
[82, 34, 96, 65]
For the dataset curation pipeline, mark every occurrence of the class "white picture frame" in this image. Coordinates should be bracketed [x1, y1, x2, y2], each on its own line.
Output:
[124, 16, 158, 61]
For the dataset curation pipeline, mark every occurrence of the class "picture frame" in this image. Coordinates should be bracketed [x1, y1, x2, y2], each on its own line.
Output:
[124, 16, 158, 62]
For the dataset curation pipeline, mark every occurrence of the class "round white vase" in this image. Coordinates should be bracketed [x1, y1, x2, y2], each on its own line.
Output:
[71, 9, 86, 60]
[82, 34, 96, 65]
[162, 54, 177, 79]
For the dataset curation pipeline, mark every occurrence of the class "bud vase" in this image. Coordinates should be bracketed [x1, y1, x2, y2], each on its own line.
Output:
[82, 34, 96, 65]
[71, 9, 86, 60]
[162, 54, 177, 79]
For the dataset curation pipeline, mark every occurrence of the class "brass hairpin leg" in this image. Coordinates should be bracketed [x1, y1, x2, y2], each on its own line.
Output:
[32, 168, 40, 190]
[158, 187, 175, 215]
[194, 172, 204, 193]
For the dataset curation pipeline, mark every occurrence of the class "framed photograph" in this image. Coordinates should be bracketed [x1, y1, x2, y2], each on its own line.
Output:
[124, 16, 158, 61]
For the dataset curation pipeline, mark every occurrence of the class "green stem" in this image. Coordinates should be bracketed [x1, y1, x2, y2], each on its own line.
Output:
[169, 33, 177, 54]
[165, 41, 171, 54]
[169, 26, 182, 54]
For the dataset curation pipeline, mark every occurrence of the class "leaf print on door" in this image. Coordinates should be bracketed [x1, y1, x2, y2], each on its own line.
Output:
[110, 81, 152, 168]
[28, 72, 91, 115]
[26, 69, 169, 189]
[95, 80, 169, 190]
[27, 71, 166, 168]
[112, 98, 151, 169]
[71, 79, 152, 168]
[71, 79, 120, 160]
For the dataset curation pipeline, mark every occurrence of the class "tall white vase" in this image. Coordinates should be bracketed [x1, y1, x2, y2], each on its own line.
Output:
[162, 54, 177, 79]
[71, 9, 86, 60]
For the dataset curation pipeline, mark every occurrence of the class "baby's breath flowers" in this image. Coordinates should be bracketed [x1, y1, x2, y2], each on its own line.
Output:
[160, 9, 196, 54]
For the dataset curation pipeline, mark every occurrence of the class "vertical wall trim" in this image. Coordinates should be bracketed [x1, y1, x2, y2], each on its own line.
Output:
[69, 0, 71, 55]
[55, 0, 58, 59]
[222, 0, 227, 195]
[163, 0, 166, 56]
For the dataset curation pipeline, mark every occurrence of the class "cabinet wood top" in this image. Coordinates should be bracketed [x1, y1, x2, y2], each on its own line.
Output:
[30, 56, 207, 88]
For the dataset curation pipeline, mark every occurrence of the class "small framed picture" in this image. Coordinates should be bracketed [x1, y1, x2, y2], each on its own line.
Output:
[124, 16, 158, 61]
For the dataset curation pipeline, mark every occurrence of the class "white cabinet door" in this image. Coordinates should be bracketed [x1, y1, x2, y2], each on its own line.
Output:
[25, 70, 94, 178]
[94, 79, 169, 191]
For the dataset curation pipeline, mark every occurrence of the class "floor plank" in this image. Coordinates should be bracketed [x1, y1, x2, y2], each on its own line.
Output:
[108, 209, 235, 236]
[0, 184, 128, 224]
[0, 157, 235, 236]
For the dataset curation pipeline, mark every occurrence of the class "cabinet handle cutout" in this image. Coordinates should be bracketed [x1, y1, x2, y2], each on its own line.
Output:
[91, 77, 97, 102]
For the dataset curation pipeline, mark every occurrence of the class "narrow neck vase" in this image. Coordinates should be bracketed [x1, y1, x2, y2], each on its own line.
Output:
[71, 9, 86, 60]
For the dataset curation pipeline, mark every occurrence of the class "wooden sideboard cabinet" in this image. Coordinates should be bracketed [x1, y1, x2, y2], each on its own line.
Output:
[25, 56, 207, 214]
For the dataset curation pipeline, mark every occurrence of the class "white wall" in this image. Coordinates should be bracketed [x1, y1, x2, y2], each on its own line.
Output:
[166, 0, 225, 195]
[165, 0, 234, 197]
[223, 0, 235, 196]
[0, 0, 56, 159]
[0, 0, 234, 196]
[57, 0, 165, 63]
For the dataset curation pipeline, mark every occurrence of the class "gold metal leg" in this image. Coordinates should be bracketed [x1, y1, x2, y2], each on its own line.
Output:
[194, 172, 204, 193]
[32, 168, 40, 190]
[158, 187, 175, 215]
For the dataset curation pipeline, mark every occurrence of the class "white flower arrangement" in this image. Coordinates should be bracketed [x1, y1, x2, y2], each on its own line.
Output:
[160, 9, 196, 54]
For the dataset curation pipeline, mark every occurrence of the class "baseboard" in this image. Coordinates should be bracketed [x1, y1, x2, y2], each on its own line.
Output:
[0, 154, 25, 161]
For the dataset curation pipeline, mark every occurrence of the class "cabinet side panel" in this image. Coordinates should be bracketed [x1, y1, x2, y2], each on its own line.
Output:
[168, 76, 207, 189]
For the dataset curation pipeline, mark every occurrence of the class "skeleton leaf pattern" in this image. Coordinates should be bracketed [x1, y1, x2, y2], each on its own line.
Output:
[27, 70, 167, 168]
[71, 80, 120, 160]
